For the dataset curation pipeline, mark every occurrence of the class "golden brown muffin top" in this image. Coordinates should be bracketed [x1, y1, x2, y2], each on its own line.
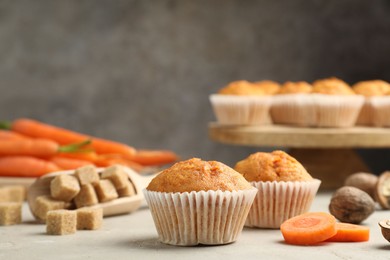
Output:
[234, 151, 313, 182]
[218, 80, 266, 96]
[352, 80, 390, 97]
[252, 80, 281, 95]
[277, 81, 312, 94]
[146, 158, 253, 193]
[312, 77, 354, 95]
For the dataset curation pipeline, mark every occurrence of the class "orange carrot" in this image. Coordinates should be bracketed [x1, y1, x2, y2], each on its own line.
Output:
[0, 139, 90, 157]
[57, 150, 99, 162]
[8, 118, 136, 158]
[326, 222, 369, 242]
[0, 130, 29, 140]
[50, 156, 92, 170]
[0, 156, 61, 177]
[280, 212, 337, 245]
[95, 155, 144, 172]
[130, 150, 178, 166]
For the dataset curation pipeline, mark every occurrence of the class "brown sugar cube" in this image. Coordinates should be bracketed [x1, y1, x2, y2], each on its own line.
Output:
[76, 207, 103, 230]
[0, 202, 22, 226]
[95, 180, 118, 202]
[35, 195, 72, 221]
[5, 185, 26, 202]
[117, 181, 136, 197]
[46, 209, 76, 235]
[50, 174, 80, 202]
[74, 184, 98, 208]
[101, 165, 128, 189]
[0, 188, 10, 202]
[75, 165, 99, 186]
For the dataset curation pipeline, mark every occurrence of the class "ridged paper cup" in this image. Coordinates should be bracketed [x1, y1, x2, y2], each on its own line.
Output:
[209, 94, 272, 125]
[270, 94, 316, 127]
[313, 94, 364, 128]
[245, 179, 321, 229]
[356, 97, 374, 126]
[143, 188, 257, 246]
[370, 96, 390, 127]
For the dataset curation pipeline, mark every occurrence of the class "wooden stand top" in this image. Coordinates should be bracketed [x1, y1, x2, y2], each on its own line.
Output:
[208, 123, 390, 148]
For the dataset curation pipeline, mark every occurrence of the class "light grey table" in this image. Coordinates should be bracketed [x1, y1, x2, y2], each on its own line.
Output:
[1, 192, 390, 260]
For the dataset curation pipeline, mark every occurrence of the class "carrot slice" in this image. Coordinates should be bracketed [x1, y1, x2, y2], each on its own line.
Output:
[326, 222, 369, 242]
[130, 150, 178, 166]
[280, 212, 337, 245]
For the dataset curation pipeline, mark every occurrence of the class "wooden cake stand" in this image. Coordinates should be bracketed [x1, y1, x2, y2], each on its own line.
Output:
[209, 123, 390, 189]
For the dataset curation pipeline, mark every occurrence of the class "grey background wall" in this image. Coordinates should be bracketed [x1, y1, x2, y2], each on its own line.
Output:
[1, 0, 389, 173]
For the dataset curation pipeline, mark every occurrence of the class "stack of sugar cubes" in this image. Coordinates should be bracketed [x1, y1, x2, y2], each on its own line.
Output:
[32, 164, 136, 235]
[0, 185, 26, 226]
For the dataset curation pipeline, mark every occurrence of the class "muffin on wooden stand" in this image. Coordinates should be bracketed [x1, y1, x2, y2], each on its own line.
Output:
[234, 151, 321, 229]
[353, 80, 390, 127]
[209, 80, 273, 125]
[311, 77, 364, 127]
[144, 158, 257, 246]
[270, 81, 315, 126]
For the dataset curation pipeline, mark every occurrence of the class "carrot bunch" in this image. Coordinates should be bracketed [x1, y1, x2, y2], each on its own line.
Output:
[280, 212, 370, 245]
[0, 118, 179, 178]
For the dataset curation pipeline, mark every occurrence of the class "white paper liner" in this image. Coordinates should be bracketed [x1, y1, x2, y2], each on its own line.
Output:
[270, 94, 316, 127]
[313, 94, 364, 128]
[370, 96, 390, 127]
[143, 188, 257, 246]
[209, 94, 272, 125]
[356, 98, 374, 126]
[245, 179, 321, 229]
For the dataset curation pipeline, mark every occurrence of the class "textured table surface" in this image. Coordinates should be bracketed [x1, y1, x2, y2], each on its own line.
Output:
[1, 192, 389, 260]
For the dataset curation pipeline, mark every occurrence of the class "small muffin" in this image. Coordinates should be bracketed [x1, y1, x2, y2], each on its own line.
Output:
[234, 151, 321, 229]
[210, 80, 272, 125]
[353, 80, 390, 97]
[310, 77, 364, 127]
[312, 77, 355, 95]
[270, 81, 315, 126]
[352, 80, 390, 126]
[144, 158, 257, 246]
[218, 80, 265, 96]
[253, 80, 281, 95]
[277, 81, 312, 95]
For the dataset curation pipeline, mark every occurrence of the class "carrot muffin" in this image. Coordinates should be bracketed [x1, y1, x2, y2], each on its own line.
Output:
[310, 77, 364, 127]
[270, 81, 315, 126]
[353, 80, 390, 126]
[253, 80, 281, 95]
[144, 158, 257, 246]
[210, 80, 272, 125]
[234, 151, 321, 229]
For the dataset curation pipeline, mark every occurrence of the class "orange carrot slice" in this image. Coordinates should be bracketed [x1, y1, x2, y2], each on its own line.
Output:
[280, 212, 337, 245]
[326, 222, 369, 242]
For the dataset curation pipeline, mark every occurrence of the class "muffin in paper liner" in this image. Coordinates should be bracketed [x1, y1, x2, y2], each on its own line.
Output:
[143, 188, 258, 246]
[270, 94, 316, 127]
[245, 179, 321, 229]
[370, 96, 390, 127]
[209, 94, 272, 125]
[312, 94, 364, 128]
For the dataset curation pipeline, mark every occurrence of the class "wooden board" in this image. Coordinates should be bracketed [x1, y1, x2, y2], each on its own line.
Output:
[0, 177, 36, 188]
[209, 123, 390, 148]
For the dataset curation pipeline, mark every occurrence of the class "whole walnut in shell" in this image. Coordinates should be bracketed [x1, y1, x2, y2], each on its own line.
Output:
[344, 172, 378, 200]
[329, 186, 375, 224]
